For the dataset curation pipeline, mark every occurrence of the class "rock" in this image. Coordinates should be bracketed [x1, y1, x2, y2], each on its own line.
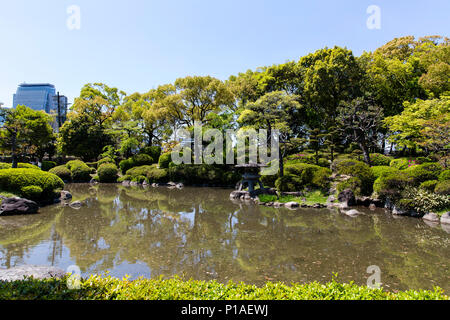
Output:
[176, 183, 184, 189]
[422, 213, 440, 223]
[284, 202, 300, 209]
[230, 191, 248, 200]
[338, 189, 356, 206]
[338, 202, 349, 209]
[122, 181, 131, 186]
[441, 223, 450, 234]
[343, 209, 361, 216]
[0, 265, 66, 282]
[326, 195, 336, 203]
[0, 197, 39, 216]
[60, 191, 72, 201]
[273, 202, 283, 208]
[441, 212, 450, 225]
[369, 203, 376, 210]
[392, 206, 409, 216]
[89, 179, 98, 184]
[69, 201, 83, 209]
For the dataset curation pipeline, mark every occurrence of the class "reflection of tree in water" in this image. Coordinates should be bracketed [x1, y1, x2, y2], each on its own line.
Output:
[1, 184, 448, 291]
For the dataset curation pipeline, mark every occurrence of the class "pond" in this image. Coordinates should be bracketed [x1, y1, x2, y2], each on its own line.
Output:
[0, 184, 449, 292]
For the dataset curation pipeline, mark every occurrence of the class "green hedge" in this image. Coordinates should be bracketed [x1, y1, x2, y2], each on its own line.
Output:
[404, 163, 443, 185]
[336, 160, 375, 196]
[439, 169, 450, 182]
[0, 169, 64, 201]
[158, 152, 173, 169]
[119, 154, 154, 174]
[41, 161, 57, 172]
[168, 164, 240, 185]
[0, 163, 41, 170]
[369, 153, 392, 166]
[420, 180, 438, 192]
[97, 157, 115, 167]
[49, 165, 72, 182]
[390, 159, 410, 170]
[126, 165, 168, 184]
[435, 180, 450, 196]
[0, 275, 446, 300]
[20, 186, 43, 202]
[373, 172, 412, 200]
[97, 163, 119, 183]
[371, 166, 399, 179]
[140, 146, 162, 163]
[66, 160, 92, 182]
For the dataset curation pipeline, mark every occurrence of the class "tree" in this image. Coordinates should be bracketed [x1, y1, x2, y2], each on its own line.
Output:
[384, 95, 450, 153]
[238, 91, 302, 176]
[337, 98, 384, 165]
[0, 105, 54, 166]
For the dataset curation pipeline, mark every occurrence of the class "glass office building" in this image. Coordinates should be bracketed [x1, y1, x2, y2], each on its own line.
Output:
[13, 83, 57, 113]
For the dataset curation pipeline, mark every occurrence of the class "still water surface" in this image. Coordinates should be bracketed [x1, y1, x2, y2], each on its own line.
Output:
[0, 184, 449, 292]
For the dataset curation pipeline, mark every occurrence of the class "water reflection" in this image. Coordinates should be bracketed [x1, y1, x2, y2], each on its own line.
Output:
[0, 184, 449, 292]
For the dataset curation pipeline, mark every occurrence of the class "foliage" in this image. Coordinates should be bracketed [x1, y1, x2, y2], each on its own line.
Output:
[126, 165, 168, 184]
[20, 185, 43, 202]
[401, 187, 450, 213]
[373, 172, 412, 200]
[97, 157, 115, 167]
[140, 146, 162, 162]
[419, 180, 439, 192]
[275, 175, 302, 192]
[434, 180, 450, 196]
[0, 275, 446, 300]
[371, 166, 400, 179]
[158, 152, 173, 169]
[369, 153, 392, 166]
[438, 170, 450, 181]
[97, 163, 119, 183]
[49, 165, 72, 182]
[337, 177, 363, 196]
[168, 164, 240, 185]
[0, 169, 64, 200]
[119, 154, 154, 174]
[283, 163, 331, 191]
[66, 160, 92, 182]
[390, 158, 410, 170]
[335, 159, 375, 196]
[41, 161, 57, 172]
[404, 162, 443, 185]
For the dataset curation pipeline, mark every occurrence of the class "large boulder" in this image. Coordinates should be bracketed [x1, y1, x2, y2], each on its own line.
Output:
[0, 197, 39, 216]
[422, 213, 440, 223]
[441, 212, 450, 225]
[338, 189, 356, 206]
[0, 265, 66, 282]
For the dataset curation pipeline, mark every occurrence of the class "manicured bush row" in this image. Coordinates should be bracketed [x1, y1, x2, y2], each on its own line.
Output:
[120, 154, 154, 174]
[0, 275, 447, 300]
[97, 163, 119, 183]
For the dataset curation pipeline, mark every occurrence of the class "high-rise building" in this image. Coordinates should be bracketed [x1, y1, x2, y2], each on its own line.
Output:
[12, 83, 68, 130]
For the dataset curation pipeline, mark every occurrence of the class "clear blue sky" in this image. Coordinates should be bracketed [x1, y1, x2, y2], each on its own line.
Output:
[0, 0, 449, 107]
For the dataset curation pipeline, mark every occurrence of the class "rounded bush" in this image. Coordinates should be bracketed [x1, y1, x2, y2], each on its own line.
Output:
[97, 157, 115, 167]
[373, 172, 411, 200]
[66, 160, 92, 182]
[41, 161, 57, 172]
[49, 165, 72, 182]
[439, 169, 450, 182]
[158, 152, 173, 169]
[275, 175, 302, 192]
[337, 177, 362, 196]
[404, 162, 442, 185]
[97, 163, 119, 183]
[371, 166, 399, 179]
[0, 163, 11, 169]
[369, 153, 392, 166]
[20, 185, 43, 201]
[140, 146, 161, 163]
[0, 169, 64, 200]
[131, 175, 147, 183]
[336, 159, 375, 196]
[419, 180, 438, 192]
[119, 158, 134, 174]
[126, 165, 168, 183]
[17, 163, 41, 170]
[390, 159, 410, 170]
[261, 173, 278, 188]
[435, 180, 450, 196]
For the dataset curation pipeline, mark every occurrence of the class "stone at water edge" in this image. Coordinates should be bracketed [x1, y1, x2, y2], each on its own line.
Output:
[369, 203, 376, 210]
[441, 212, 450, 225]
[284, 202, 300, 209]
[69, 200, 83, 209]
[60, 190, 72, 201]
[338, 189, 356, 206]
[0, 265, 66, 282]
[422, 213, 440, 223]
[326, 195, 336, 203]
[342, 209, 361, 216]
[0, 197, 39, 216]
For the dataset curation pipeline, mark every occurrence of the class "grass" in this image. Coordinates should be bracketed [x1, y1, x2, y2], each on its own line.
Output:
[258, 190, 328, 205]
[0, 275, 447, 300]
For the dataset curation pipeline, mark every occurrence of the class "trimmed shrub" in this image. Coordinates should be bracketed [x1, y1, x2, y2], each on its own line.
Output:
[86, 162, 98, 169]
[49, 165, 72, 182]
[404, 163, 443, 185]
[17, 163, 40, 170]
[97, 157, 115, 167]
[119, 158, 134, 174]
[337, 177, 363, 196]
[131, 175, 147, 183]
[435, 180, 450, 196]
[66, 160, 92, 182]
[20, 185, 43, 201]
[390, 159, 410, 170]
[97, 163, 119, 183]
[369, 153, 392, 166]
[336, 160, 375, 196]
[419, 180, 438, 192]
[0, 163, 11, 169]
[311, 167, 332, 190]
[119, 154, 154, 174]
[126, 165, 169, 183]
[373, 172, 412, 200]
[158, 152, 173, 169]
[261, 173, 278, 188]
[40, 161, 57, 172]
[0, 169, 64, 200]
[371, 166, 399, 179]
[286, 154, 329, 168]
[140, 146, 161, 163]
[117, 175, 132, 183]
[275, 175, 302, 192]
[438, 169, 450, 182]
